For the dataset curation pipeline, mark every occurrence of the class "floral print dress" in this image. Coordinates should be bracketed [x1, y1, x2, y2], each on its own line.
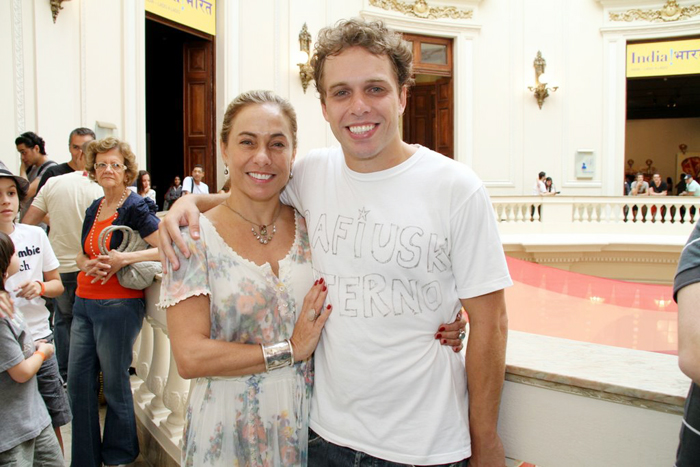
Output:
[159, 212, 314, 467]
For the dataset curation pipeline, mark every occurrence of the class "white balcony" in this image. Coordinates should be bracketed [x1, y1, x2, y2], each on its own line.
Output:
[494, 196, 699, 284]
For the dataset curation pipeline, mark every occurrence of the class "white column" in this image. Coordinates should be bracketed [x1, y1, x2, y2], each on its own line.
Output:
[144, 322, 171, 422]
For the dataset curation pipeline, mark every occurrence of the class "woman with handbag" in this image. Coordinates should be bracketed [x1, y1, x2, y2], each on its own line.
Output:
[71, 137, 160, 467]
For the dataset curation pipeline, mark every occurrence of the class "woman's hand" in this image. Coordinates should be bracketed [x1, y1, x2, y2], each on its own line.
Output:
[80, 255, 111, 284]
[98, 250, 128, 283]
[436, 310, 467, 352]
[14, 281, 43, 300]
[290, 278, 332, 362]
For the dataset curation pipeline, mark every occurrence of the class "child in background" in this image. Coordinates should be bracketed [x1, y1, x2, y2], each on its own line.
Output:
[0, 231, 63, 465]
[0, 169, 70, 451]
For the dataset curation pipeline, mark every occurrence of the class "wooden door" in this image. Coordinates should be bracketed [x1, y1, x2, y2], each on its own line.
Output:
[404, 83, 435, 149]
[435, 78, 454, 158]
[183, 40, 215, 190]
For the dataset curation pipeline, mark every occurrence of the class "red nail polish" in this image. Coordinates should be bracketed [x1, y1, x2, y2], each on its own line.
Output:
[436, 333, 442, 339]
[314, 280, 319, 285]
[319, 277, 324, 284]
[439, 327, 445, 332]
[326, 304, 332, 310]
[322, 285, 327, 291]
[442, 339, 446, 344]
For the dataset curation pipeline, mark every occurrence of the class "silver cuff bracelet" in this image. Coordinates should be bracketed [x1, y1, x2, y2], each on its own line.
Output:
[262, 339, 294, 372]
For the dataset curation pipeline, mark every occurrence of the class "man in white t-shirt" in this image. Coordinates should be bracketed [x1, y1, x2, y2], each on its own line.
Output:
[22, 134, 103, 383]
[533, 171, 547, 195]
[161, 19, 511, 466]
[181, 165, 209, 195]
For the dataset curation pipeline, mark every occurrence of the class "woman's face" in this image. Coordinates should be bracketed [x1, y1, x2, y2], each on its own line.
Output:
[95, 149, 127, 189]
[174, 176, 181, 187]
[221, 103, 296, 203]
[545, 180, 552, 187]
[0, 179, 20, 225]
[142, 173, 151, 191]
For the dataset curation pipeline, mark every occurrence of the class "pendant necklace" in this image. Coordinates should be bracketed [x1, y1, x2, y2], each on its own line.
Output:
[223, 201, 282, 245]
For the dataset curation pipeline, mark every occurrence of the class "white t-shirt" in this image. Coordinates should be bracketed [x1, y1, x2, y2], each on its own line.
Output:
[282, 146, 512, 464]
[31, 171, 104, 272]
[128, 186, 157, 203]
[7, 224, 60, 340]
[533, 179, 546, 195]
[182, 176, 209, 195]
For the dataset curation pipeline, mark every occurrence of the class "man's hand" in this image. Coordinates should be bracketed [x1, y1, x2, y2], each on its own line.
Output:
[468, 433, 506, 467]
[158, 193, 227, 271]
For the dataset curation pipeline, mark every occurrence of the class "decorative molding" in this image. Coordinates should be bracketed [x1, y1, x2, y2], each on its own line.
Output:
[609, 0, 700, 22]
[369, 0, 473, 20]
[11, 0, 25, 135]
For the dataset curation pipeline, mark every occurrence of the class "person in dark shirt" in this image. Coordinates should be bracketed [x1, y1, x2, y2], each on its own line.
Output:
[36, 128, 95, 193]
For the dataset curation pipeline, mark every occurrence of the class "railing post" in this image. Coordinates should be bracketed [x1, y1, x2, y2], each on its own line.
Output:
[160, 349, 190, 443]
[144, 321, 171, 423]
[134, 319, 155, 406]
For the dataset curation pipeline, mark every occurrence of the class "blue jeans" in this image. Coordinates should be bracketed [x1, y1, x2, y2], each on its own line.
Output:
[68, 296, 144, 467]
[308, 430, 469, 467]
[53, 271, 78, 382]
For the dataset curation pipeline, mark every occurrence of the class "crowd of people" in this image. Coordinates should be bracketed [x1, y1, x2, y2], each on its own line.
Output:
[625, 172, 700, 197]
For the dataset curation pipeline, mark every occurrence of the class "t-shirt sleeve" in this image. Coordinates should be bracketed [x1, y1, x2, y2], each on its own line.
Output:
[0, 321, 25, 373]
[39, 230, 60, 272]
[157, 223, 210, 309]
[280, 155, 308, 212]
[451, 185, 513, 299]
[31, 182, 48, 213]
[129, 199, 160, 239]
[674, 221, 700, 301]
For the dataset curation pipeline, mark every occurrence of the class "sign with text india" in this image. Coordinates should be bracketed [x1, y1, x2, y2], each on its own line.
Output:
[627, 38, 700, 78]
[145, 0, 216, 35]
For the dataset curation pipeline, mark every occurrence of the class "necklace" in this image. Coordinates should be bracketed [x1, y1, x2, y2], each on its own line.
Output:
[223, 201, 282, 245]
[87, 188, 129, 257]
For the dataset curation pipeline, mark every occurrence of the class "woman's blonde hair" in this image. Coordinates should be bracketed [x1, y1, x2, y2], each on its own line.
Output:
[84, 137, 139, 185]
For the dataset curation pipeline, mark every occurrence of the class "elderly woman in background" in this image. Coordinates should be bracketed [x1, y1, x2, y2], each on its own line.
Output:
[70, 137, 160, 467]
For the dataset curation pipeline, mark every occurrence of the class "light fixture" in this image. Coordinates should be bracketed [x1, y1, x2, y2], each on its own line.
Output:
[50, 0, 70, 24]
[297, 23, 314, 93]
[527, 51, 558, 109]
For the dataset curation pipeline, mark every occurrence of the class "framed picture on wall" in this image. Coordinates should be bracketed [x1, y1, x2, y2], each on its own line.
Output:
[575, 150, 595, 179]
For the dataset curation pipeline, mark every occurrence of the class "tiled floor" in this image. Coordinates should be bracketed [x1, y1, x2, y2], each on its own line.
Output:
[60, 406, 148, 467]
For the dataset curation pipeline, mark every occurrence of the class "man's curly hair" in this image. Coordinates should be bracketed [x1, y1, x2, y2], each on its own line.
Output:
[311, 18, 414, 102]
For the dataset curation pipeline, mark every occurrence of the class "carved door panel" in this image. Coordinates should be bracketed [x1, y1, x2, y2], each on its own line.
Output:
[183, 40, 215, 190]
[404, 83, 435, 149]
[435, 78, 454, 159]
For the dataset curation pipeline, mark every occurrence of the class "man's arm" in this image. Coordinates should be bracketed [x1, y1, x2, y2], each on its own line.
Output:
[462, 289, 508, 467]
[159, 193, 228, 269]
[20, 205, 48, 226]
[26, 177, 40, 199]
[678, 282, 700, 385]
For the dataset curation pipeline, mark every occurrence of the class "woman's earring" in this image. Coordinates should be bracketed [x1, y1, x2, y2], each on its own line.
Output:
[224, 166, 229, 176]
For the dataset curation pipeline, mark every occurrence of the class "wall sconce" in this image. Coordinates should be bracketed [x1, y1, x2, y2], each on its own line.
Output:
[296, 23, 314, 93]
[527, 51, 558, 109]
[50, 0, 70, 24]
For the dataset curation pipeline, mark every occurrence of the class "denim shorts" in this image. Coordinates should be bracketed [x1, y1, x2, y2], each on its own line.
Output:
[308, 429, 468, 467]
[36, 343, 72, 428]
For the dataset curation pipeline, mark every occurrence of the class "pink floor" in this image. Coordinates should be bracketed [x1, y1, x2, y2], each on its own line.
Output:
[504, 257, 678, 355]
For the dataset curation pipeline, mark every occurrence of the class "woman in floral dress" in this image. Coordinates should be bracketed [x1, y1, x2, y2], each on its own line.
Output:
[160, 91, 331, 466]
